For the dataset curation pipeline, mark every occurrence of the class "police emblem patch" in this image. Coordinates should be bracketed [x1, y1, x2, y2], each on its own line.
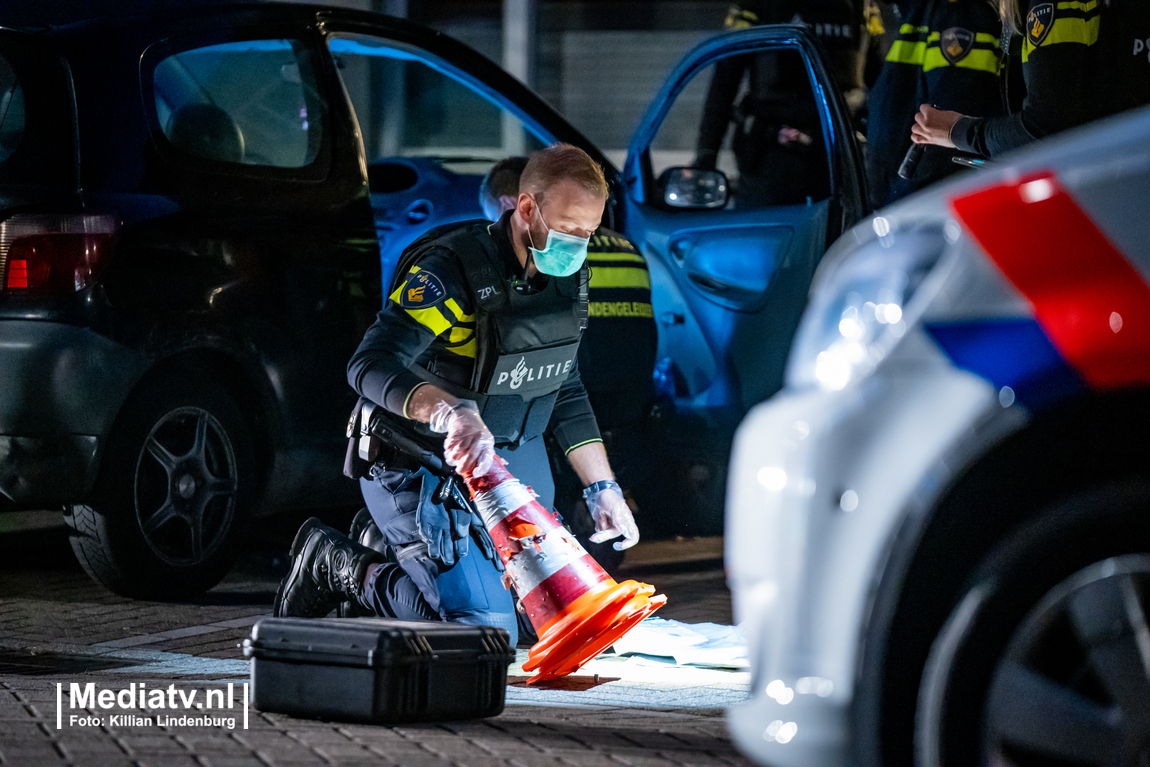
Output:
[399, 270, 446, 309]
[940, 27, 975, 64]
[1027, 3, 1054, 47]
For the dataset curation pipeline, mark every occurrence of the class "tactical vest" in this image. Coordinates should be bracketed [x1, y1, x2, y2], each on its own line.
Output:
[392, 220, 589, 447]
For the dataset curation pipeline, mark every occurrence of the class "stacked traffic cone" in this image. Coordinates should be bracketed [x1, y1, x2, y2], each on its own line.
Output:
[465, 459, 666, 684]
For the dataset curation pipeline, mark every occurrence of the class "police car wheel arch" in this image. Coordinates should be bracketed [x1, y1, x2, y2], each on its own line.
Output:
[915, 481, 1150, 767]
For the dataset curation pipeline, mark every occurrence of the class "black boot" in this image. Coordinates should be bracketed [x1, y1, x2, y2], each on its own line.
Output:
[338, 508, 390, 618]
[273, 518, 385, 618]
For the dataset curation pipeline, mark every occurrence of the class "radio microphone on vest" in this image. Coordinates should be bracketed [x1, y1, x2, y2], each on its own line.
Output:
[898, 143, 925, 180]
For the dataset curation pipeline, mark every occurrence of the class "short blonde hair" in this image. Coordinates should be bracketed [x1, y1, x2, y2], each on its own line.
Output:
[519, 143, 608, 206]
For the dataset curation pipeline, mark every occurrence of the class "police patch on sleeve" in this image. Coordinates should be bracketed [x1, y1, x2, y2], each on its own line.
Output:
[940, 27, 975, 64]
[399, 269, 447, 309]
[1027, 3, 1054, 47]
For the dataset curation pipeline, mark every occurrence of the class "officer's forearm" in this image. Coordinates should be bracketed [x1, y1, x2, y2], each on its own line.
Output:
[403, 383, 463, 423]
[566, 441, 613, 486]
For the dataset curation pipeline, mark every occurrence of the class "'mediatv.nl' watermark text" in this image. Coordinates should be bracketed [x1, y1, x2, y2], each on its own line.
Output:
[56, 682, 249, 730]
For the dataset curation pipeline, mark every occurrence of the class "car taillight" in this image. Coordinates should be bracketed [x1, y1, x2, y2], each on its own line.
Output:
[0, 214, 118, 295]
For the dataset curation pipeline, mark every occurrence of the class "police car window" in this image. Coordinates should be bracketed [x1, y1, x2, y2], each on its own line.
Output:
[327, 35, 546, 178]
[651, 48, 831, 209]
[153, 39, 324, 168]
[0, 55, 24, 166]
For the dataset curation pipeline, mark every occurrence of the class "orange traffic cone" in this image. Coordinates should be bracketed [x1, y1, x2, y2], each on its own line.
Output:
[465, 459, 666, 684]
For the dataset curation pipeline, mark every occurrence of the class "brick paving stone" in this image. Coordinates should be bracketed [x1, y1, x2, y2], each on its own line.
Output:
[544, 754, 620, 767]
[174, 735, 251, 754]
[362, 755, 453, 767]
[119, 734, 192, 754]
[289, 730, 356, 745]
[134, 757, 204, 767]
[336, 725, 408, 741]
[0, 721, 42, 737]
[611, 756, 683, 767]
[311, 743, 379, 759]
[256, 758, 329, 767]
[198, 758, 268, 767]
[612, 732, 691, 751]
[0, 744, 65, 761]
[464, 739, 543, 756]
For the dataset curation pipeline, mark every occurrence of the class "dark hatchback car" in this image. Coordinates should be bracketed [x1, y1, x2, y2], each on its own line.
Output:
[0, 2, 868, 597]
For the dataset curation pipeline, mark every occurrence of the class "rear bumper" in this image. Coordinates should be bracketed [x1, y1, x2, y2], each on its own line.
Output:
[0, 435, 99, 503]
[0, 320, 147, 503]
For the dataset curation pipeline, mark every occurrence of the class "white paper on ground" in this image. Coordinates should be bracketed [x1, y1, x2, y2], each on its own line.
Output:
[608, 617, 749, 669]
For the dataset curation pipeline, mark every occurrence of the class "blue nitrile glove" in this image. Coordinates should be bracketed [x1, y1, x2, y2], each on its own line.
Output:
[415, 471, 470, 567]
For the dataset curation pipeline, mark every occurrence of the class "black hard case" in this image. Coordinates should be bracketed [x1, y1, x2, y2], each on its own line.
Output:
[244, 617, 516, 723]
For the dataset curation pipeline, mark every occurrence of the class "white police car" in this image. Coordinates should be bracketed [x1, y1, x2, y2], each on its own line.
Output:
[725, 104, 1150, 767]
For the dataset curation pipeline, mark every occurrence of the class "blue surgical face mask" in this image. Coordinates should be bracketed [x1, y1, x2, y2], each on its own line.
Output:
[527, 203, 590, 277]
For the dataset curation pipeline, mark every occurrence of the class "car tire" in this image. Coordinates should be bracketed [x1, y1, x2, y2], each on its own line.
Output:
[915, 480, 1150, 767]
[66, 371, 257, 599]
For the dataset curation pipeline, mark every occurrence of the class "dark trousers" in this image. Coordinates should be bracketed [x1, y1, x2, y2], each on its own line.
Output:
[358, 434, 556, 646]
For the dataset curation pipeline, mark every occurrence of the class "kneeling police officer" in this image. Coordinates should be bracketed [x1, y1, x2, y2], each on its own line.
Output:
[273, 144, 639, 645]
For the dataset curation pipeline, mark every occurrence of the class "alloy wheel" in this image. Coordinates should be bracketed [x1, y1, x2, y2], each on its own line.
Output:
[133, 406, 239, 566]
[983, 554, 1150, 766]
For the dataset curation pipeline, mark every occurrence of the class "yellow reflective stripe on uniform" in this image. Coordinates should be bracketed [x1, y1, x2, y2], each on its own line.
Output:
[1022, 13, 1100, 62]
[923, 47, 1001, 73]
[1056, 0, 1097, 12]
[589, 266, 651, 289]
[589, 301, 655, 318]
[447, 325, 474, 344]
[402, 305, 452, 336]
[442, 297, 473, 323]
[899, 24, 929, 34]
[585, 250, 646, 264]
[443, 338, 476, 358]
[886, 39, 926, 64]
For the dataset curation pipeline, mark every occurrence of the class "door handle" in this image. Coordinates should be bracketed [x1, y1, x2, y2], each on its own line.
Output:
[406, 199, 432, 224]
[688, 273, 731, 293]
[669, 238, 691, 261]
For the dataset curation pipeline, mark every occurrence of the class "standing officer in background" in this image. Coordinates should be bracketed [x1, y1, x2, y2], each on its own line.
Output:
[866, 0, 1003, 208]
[694, 0, 865, 208]
[479, 157, 657, 432]
[274, 145, 640, 645]
[912, 0, 1150, 157]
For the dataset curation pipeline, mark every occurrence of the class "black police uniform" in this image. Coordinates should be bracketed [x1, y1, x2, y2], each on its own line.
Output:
[346, 211, 602, 643]
[952, 0, 1150, 156]
[578, 228, 657, 428]
[866, 0, 1003, 207]
[695, 0, 861, 208]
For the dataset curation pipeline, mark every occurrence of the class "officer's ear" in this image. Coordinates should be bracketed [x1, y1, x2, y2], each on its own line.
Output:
[515, 192, 537, 222]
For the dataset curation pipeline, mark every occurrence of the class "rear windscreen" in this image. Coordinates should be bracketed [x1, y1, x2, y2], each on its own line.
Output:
[0, 56, 25, 165]
[0, 32, 74, 188]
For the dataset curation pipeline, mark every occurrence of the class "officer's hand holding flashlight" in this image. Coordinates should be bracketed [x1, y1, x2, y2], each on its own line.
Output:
[584, 481, 640, 551]
[911, 104, 961, 148]
[428, 400, 495, 478]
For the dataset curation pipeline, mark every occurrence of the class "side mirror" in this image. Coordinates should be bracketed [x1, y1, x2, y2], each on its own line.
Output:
[660, 167, 728, 210]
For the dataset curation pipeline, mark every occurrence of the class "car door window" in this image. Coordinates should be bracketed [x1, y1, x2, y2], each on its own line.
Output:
[328, 35, 545, 176]
[152, 39, 324, 168]
[651, 48, 831, 209]
[327, 34, 551, 293]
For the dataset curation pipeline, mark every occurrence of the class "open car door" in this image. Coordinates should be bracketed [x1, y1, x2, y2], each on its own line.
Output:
[622, 25, 867, 428]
